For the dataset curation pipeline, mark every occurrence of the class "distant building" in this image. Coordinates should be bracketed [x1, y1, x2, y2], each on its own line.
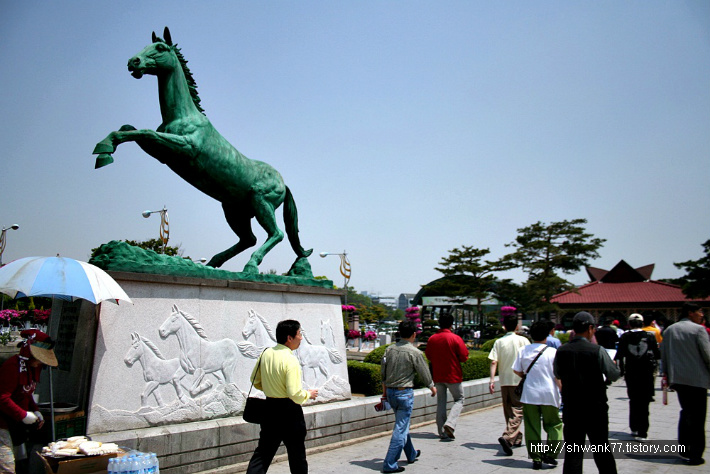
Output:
[412, 274, 505, 326]
[398, 293, 416, 310]
[371, 295, 398, 309]
[550, 260, 710, 328]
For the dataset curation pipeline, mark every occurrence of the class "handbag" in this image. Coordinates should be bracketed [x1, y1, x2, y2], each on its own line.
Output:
[374, 396, 391, 412]
[514, 346, 548, 398]
[243, 349, 267, 424]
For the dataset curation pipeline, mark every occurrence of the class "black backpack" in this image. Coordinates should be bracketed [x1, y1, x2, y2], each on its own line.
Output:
[625, 333, 655, 367]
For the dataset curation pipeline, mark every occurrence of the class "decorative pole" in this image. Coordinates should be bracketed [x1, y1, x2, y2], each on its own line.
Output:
[0, 224, 19, 266]
[142, 207, 169, 253]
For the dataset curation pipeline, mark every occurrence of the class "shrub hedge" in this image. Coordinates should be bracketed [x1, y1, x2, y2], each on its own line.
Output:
[480, 337, 500, 352]
[349, 344, 492, 395]
[347, 360, 383, 396]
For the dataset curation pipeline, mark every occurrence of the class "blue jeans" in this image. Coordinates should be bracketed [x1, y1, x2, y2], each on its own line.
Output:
[383, 388, 417, 471]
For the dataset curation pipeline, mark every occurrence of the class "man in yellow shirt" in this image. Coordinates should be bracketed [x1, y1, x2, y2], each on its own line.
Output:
[642, 314, 663, 344]
[246, 320, 318, 474]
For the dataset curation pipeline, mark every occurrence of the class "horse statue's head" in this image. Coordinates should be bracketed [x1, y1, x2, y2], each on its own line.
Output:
[127, 27, 178, 79]
[127, 27, 204, 113]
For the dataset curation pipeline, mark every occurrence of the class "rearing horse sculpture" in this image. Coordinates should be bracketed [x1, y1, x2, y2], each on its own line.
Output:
[93, 27, 313, 275]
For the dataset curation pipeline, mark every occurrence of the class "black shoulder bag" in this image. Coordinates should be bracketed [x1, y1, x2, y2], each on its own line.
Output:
[243, 349, 267, 424]
[514, 346, 548, 397]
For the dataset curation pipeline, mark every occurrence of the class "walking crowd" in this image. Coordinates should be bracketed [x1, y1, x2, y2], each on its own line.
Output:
[240, 304, 709, 474]
[485, 303, 710, 473]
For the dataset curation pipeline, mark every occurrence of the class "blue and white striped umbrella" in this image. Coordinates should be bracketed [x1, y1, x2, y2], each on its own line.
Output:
[0, 256, 132, 304]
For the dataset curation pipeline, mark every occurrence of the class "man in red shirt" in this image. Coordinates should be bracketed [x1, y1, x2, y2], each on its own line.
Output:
[425, 313, 469, 440]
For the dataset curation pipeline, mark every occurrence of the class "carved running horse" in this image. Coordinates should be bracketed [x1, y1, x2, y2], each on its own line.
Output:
[93, 27, 312, 275]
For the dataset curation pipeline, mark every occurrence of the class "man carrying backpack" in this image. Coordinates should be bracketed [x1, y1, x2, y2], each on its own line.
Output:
[615, 313, 660, 440]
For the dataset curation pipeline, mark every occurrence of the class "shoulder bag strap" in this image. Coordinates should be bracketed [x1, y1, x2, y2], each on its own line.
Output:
[247, 348, 268, 398]
[525, 345, 548, 375]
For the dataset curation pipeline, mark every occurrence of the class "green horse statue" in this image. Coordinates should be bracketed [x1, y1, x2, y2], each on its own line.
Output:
[93, 27, 313, 276]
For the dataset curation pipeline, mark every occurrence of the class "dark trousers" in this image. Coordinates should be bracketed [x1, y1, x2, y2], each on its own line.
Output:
[246, 398, 308, 474]
[561, 402, 617, 474]
[626, 374, 653, 437]
[674, 384, 707, 460]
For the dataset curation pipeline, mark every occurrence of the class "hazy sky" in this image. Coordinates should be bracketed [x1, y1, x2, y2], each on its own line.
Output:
[1, 1, 708, 297]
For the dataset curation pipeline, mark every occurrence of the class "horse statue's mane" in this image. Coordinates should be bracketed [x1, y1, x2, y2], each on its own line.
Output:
[139, 335, 167, 360]
[177, 308, 209, 340]
[253, 310, 276, 340]
[154, 34, 204, 114]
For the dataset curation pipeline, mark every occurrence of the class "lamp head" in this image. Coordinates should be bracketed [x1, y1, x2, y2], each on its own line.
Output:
[319, 252, 328, 258]
[10, 224, 19, 230]
[142, 211, 152, 218]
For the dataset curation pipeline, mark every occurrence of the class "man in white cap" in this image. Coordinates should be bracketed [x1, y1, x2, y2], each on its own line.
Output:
[615, 313, 660, 440]
[0, 329, 58, 473]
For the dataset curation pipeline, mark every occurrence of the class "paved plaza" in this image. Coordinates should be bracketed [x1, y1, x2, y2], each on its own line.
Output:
[258, 379, 709, 474]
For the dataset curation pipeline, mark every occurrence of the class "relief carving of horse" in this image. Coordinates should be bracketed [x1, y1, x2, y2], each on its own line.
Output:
[238, 309, 277, 358]
[93, 27, 312, 275]
[124, 332, 186, 407]
[159, 304, 240, 396]
[296, 325, 344, 388]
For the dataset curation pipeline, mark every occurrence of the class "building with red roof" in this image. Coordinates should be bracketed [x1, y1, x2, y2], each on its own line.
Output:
[550, 260, 709, 328]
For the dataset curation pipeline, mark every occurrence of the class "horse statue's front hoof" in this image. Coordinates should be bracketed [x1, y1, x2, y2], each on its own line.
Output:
[242, 262, 259, 274]
[93, 141, 115, 154]
[95, 154, 115, 169]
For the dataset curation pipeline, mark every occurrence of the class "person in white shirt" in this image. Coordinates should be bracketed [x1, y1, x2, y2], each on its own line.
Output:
[513, 321, 562, 470]
[489, 312, 530, 455]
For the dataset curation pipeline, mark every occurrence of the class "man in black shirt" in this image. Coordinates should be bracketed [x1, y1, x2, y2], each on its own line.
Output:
[615, 313, 659, 440]
[554, 312, 620, 474]
[595, 319, 619, 350]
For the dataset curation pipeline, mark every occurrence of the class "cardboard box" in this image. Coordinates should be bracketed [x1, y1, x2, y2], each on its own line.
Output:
[38, 451, 122, 474]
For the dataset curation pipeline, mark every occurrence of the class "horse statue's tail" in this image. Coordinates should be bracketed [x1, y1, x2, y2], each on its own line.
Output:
[284, 186, 313, 259]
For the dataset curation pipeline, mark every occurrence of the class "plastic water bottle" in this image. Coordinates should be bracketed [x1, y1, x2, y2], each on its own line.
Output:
[129, 456, 142, 474]
[107, 458, 117, 474]
[141, 453, 153, 474]
[116, 457, 128, 473]
[150, 453, 160, 474]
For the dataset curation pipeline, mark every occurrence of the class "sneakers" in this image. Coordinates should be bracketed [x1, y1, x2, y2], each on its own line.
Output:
[685, 458, 705, 466]
[443, 425, 455, 440]
[532, 460, 542, 470]
[498, 437, 513, 456]
[407, 450, 421, 463]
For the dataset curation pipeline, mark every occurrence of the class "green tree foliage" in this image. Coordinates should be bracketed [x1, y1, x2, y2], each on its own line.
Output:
[674, 239, 710, 299]
[341, 287, 373, 307]
[427, 245, 501, 314]
[499, 219, 605, 309]
[357, 304, 390, 325]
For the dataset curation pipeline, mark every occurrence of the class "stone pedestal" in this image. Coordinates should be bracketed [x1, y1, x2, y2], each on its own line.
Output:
[83, 272, 349, 434]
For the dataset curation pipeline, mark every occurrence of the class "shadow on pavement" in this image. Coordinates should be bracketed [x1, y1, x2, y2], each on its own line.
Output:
[410, 432, 440, 440]
[481, 458, 535, 469]
[462, 441, 509, 452]
[349, 459, 384, 472]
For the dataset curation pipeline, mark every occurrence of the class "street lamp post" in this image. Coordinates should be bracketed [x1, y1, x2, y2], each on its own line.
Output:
[0, 224, 19, 311]
[142, 207, 169, 254]
[320, 250, 358, 346]
[319, 250, 351, 304]
[0, 224, 20, 266]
